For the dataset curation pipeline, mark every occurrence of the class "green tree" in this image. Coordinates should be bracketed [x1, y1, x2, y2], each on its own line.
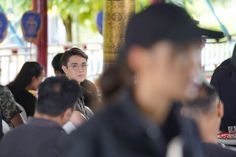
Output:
[48, 0, 103, 42]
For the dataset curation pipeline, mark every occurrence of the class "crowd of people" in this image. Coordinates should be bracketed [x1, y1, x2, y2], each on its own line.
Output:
[0, 3, 235, 157]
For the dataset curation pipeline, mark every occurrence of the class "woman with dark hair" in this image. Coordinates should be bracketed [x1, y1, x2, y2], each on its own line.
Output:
[65, 4, 222, 157]
[211, 43, 236, 132]
[7, 62, 44, 117]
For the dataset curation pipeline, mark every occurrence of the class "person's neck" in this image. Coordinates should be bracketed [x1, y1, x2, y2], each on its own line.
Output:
[134, 85, 172, 126]
[34, 112, 63, 126]
[197, 118, 218, 143]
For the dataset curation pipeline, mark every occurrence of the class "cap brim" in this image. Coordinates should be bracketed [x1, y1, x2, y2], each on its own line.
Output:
[199, 27, 224, 39]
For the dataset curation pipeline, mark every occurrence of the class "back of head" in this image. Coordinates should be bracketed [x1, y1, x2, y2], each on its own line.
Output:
[36, 76, 80, 116]
[61, 47, 88, 66]
[51, 53, 65, 74]
[8, 61, 43, 90]
[185, 82, 219, 116]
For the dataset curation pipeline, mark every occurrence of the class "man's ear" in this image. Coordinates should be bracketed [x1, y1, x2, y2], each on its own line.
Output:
[61, 108, 73, 124]
[61, 65, 67, 73]
[127, 46, 149, 73]
[217, 100, 224, 118]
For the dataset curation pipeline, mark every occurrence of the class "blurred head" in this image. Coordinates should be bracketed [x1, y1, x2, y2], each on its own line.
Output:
[8, 61, 44, 91]
[101, 4, 212, 103]
[127, 41, 201, 101]
[51, 53, 65, 76]
[183, 82, 223, 142]
[61, 48, 88, 84]
[36, 76, 80, 125]
[184, 82, 222, 118]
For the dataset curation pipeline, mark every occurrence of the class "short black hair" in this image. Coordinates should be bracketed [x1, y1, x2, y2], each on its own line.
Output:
[186, 82, 219, 115]
[61, 47, 88, 66]
[36, 76, 80, 116]
[51, 53, 65, 74]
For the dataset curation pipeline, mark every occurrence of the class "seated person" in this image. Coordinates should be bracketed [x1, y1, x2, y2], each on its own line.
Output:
[0, 85, 23, 128]
[52, 52, 97, 132]
[7, 62, 45, 117]
[183, 82, 236, 157]
[61, 48, 96, 119]
[210, 43, 236, 132]
[0, 76, 80, 157]
[52, 51, 100, 112]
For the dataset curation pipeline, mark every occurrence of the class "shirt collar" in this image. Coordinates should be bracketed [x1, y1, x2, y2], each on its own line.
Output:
[27, 117, 63, 129]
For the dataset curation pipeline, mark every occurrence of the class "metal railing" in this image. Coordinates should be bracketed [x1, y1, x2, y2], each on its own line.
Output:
[0, 41, 235, 85]
[0, 44, 103, 85]
[201, 40, 236, 80]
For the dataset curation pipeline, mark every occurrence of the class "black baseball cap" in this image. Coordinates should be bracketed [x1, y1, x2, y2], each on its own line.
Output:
[124, 3, 224, 50]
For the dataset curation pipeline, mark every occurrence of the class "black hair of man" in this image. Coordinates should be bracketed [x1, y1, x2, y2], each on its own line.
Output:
[186, 82, 219, 115]
[61, 47, 88, 66]
[36, 76, 81, 116]
[51, 53, 65, 74]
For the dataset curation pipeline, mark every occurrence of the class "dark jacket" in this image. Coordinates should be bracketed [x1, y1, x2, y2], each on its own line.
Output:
[203, 142, 236, 157]
[210, 58, 236, 131]
[7, 88, 36, 117]
[0, 118, 68, 157]
[65, 91, 204, 157]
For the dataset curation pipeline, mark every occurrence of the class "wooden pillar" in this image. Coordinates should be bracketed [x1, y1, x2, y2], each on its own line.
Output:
[103, 0, 135, 66]
[32, 0, 48, 74]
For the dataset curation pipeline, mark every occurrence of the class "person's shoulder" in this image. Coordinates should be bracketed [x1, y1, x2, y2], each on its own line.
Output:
[211, 61, 231, 81]
[0, 124, 28, 143]
[203, 142, 236, 157]
[19, 90, 36, 100]
[70, 103, 119, 138]
[214, 63, 231, 74]
[0, 86, 11, 95]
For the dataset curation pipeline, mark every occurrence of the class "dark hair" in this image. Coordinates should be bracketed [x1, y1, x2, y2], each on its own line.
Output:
[186, 82, 219, 115]
[100, 59, 132, 102]
[61, 47, 88, 66]
[7, 62, 43, 91]
[36, 76, 80, 116]
[51, 53, 65, 74]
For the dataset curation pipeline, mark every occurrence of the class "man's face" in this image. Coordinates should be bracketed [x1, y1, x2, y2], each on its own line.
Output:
[62, 55, 87, 84]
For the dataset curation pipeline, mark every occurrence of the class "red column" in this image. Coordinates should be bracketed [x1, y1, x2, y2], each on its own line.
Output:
[32, 0, 48, 74]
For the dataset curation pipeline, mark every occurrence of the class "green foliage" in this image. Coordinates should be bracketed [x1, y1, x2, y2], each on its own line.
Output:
[0, 0, 31, 15]
[48, 0, 103, 32]
[136, 0, 150, 12]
